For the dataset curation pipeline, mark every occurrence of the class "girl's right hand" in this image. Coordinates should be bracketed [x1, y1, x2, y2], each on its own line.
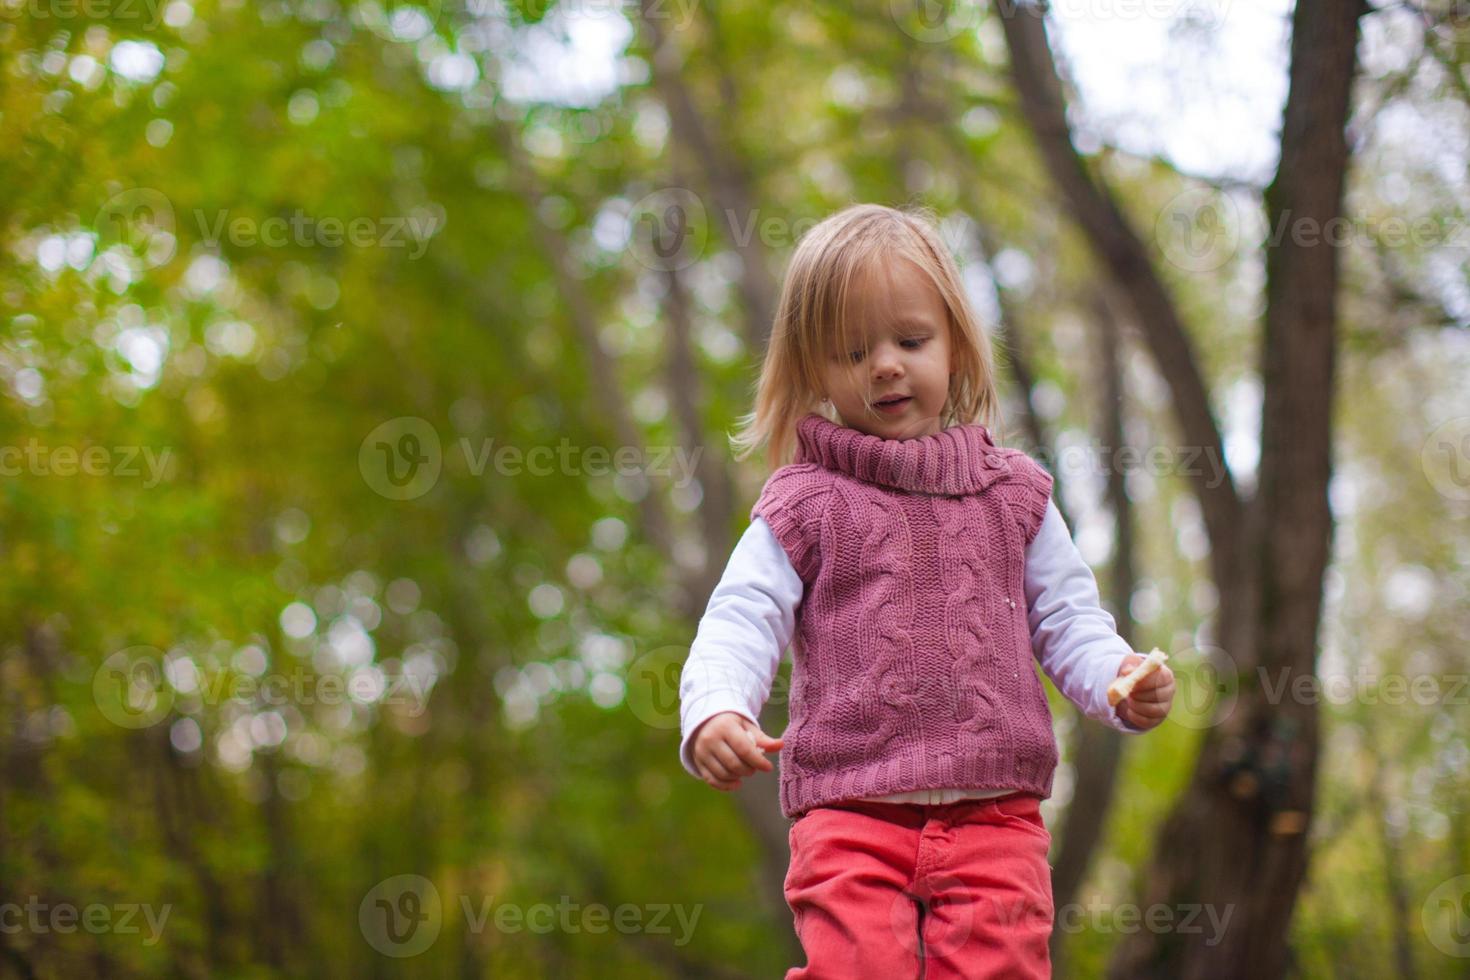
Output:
[690, 711, 784, 791]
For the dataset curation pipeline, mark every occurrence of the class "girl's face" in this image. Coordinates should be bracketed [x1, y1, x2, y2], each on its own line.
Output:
[819, 257, 954, 440]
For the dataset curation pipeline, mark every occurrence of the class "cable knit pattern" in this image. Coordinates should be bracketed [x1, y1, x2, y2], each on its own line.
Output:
[751, 413, 1057, 817]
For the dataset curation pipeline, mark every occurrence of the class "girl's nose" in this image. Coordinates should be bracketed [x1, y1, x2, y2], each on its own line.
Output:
[872, 347, 903, 380]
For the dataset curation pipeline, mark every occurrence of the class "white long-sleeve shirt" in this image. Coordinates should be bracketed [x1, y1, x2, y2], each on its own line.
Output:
[678, 498, 1145, 804]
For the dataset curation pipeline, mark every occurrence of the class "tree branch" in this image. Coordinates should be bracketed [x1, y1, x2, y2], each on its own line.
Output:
[998, 0, 1243, 591]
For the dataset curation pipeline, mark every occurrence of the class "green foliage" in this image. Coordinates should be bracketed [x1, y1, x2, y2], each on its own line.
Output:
[2, 1, 1467, 977]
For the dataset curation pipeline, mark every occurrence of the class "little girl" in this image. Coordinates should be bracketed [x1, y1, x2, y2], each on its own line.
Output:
[677, 203, 1175, 978]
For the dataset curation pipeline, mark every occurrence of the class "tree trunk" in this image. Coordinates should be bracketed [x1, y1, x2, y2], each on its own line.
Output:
[491, 110, 678, 573]
[662, 253, 799, 961]
[998, 0, 1367, 974]
[1365, 749, 1420, 980]
[637, 0, 778, 355]
[1114, 1, 1362, 974]
[1049, 288, 1133, 973]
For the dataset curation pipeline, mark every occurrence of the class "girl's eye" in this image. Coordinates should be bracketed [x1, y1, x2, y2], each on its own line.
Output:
[845, 337, 925, 362]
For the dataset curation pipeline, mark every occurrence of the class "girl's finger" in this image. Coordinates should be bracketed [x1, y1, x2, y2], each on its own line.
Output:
[1131, 670, 1175, 698]
[733, 737, 774, 773]
[748, 728, 785, 753]
[1124, 705, 1156, 728]
[1130, 698, 1170, 721]
[696, 759, 739, 790]
[1130, 682, 1173, 702]
[701, 752, 738, 782]
[712, 740, 754, 777]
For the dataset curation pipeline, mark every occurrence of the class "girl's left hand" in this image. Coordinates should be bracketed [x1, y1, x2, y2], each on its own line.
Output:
[1114, 653, 1175, 730]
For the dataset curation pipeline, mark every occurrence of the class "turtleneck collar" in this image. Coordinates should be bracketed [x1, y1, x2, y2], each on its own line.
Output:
[793, 412, 1012, 496]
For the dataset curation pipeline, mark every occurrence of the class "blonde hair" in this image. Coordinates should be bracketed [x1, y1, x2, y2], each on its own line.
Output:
[729, 203, 1002, 470]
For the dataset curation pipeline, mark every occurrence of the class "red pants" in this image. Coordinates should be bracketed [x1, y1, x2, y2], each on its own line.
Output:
[783, 792, 1054, 979]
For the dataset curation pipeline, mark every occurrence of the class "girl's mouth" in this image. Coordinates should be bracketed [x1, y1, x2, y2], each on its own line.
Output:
[874, 396, 911, 415]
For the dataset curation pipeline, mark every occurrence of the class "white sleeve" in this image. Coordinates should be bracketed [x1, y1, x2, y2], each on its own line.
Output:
[678, 516, 804, 778]
[1025, 499, 1145, 734]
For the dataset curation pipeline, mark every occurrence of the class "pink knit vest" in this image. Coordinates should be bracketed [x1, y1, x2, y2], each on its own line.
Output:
[752, 412, 1058, 817]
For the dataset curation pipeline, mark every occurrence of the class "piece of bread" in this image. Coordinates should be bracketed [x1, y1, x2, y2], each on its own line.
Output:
[1107, 647, 1169, 706]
